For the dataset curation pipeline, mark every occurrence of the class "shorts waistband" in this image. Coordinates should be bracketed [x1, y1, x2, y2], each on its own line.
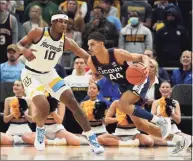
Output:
[45, 123, 56, 125]
[10, 122, 29, 125]
[25, 65, 49, 74]
[117, 126, 136, 130]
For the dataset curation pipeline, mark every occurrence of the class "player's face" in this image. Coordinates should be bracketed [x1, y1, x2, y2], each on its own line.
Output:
[87, 83, 99, 98]
[13, 81, 24, 94]
[74, 58, 86, 72]
[159, 82, 171, 97]
[88, 39, 103, 56]
[53, 19, 68, 33]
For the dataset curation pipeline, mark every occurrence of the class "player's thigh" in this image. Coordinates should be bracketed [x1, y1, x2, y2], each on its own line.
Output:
[21, 69, 45, 98]
[41, 70, 70, 100]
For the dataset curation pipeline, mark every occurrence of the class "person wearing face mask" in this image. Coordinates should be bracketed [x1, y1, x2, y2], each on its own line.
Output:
[118, 11, 153, 54]
[155, 8, 187, 67]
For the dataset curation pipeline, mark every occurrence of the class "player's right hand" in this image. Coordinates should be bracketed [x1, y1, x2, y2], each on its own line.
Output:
[23, 49, 37, 61]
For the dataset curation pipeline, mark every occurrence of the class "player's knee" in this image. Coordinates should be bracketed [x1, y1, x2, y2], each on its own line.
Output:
[118, 102, 133, 115]
[139, 137, 154, 147]
[33, 96, 50, 116]
[60, 90, 77, 106]
[97, 135, 107, 145]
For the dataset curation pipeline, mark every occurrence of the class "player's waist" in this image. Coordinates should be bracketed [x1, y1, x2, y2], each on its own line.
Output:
[25, 65, 50, 74]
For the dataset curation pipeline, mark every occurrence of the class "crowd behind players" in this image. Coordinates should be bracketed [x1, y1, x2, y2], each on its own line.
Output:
[0, 0, 192, 147]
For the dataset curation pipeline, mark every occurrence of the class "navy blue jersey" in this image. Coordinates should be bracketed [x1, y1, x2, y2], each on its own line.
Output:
[91, 48, 150, 104]
[91, 48, 129, 85]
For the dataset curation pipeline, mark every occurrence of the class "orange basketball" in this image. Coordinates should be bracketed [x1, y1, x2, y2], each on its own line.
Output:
[126, 63, 147, 85]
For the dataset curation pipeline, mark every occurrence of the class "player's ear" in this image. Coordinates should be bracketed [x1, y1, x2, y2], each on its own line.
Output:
[100, 41, 104, 46]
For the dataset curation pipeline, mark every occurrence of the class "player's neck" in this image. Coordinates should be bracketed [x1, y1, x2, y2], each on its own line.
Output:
[96, 48, 109, 64]
[50, 27, 62, 40]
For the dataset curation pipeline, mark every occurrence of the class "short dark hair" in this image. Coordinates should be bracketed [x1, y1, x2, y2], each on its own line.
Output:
[73, 56, 81, 62]
[52, 10, 67, 17]
[93, 6, 104, 14]
[129, 10, 140, 17]
[102, 0, 113, 5]
[88, 32, 106, 43]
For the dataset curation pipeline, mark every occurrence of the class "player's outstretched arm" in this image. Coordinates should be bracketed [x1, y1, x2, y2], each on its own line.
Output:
[65, 37, 90, 62]
[115, 49, 150, 76]
[17, 28, 42, 61]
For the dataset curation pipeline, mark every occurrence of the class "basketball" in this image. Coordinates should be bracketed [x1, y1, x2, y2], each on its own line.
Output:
[126, 63, 147, 85]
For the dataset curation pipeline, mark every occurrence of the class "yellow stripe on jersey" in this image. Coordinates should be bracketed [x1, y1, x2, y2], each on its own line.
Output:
[49, 77, 65, 92]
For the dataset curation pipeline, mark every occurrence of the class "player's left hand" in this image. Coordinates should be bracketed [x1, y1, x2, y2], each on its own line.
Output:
[142, 65, 149, 77]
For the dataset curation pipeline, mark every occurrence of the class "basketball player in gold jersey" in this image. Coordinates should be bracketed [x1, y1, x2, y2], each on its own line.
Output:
[16, 10, 103, 154]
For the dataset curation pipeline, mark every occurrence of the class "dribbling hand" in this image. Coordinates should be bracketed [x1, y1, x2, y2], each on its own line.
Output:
[23, 49, 37, 61]
[142, 65, 149, 77]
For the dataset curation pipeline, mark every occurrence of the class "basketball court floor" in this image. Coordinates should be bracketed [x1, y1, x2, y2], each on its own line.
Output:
[0, 145, 192, 160]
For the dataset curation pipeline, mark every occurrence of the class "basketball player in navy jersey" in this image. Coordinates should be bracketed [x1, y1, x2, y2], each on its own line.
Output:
[16, 10, 104, 154]
[87, 31, 189, 155]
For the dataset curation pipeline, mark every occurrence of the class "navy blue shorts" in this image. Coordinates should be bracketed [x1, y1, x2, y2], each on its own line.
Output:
[119, 78, 149, 106]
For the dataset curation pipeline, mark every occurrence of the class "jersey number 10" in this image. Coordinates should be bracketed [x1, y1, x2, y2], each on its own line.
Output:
[44, 50, 56, 60]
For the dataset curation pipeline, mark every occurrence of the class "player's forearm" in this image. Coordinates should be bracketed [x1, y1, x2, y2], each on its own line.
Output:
[73, 47, 90, 61]
[16, 42, 28, 55]
[141, 55, 150, 67]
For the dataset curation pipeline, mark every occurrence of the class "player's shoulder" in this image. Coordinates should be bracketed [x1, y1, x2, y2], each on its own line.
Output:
[28, 27, 44, 36]
[114, 48, 129, 54]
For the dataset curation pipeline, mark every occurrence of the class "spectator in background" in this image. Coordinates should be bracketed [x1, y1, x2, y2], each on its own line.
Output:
[58, 17, 82, 71]
[63, 57, 90, 134]
[121, 0, 152, 28]
[23, 0, 58, 24]
[98, 0, 118, 18]
[151, 81, 192, 147]
[0, 44, 24, 82]
[23, 5, 48, 35]
[99, 0, 122, 32]
[152, 0, 183, 32]
[155, 8, 187, 67]
[59, 0, 88, 19]
[65, 18, 82, 47]
[97, 77, 121, 107]
[59, 0, 86, 33]
[1, 80, 34, 145]
[118, 11, 153, 54]
[82, 6, 118, 50]
[144, 59, 162, 112]
[0, 0, 18, 63]
[97, 100, 154, 147]
[144, 50, 170, 81]
[171, 50, 192, 86]
[92, 0, 121, 19]
[80, 83, 108, 135]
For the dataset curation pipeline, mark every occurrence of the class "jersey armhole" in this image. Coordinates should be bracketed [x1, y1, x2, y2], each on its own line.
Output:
[32, 27, 45, 44]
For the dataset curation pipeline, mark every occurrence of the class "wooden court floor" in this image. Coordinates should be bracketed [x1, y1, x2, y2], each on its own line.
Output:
[0, 145, 192, 160]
